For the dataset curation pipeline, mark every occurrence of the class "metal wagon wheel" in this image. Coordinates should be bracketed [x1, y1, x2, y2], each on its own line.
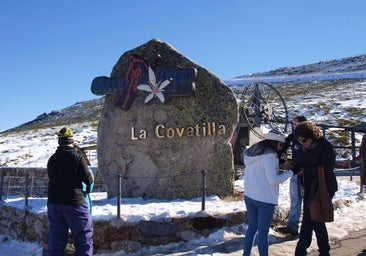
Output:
[240, 81, 289, 139]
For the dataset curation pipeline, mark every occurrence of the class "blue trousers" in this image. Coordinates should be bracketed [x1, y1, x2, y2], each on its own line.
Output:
[243, 196, 275, 256]
[47, 204, 93, 256]
[288, 175, 302, 231]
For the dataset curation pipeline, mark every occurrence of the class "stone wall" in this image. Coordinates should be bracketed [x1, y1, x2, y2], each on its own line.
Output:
[0, 203, 247, 254]
[0, 204, 48, 242]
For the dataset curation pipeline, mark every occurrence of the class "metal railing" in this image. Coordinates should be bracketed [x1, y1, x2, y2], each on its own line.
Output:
[1, 168, 210, 216]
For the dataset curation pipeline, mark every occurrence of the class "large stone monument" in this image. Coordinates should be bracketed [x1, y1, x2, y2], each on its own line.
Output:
[91, 38, 238, 199]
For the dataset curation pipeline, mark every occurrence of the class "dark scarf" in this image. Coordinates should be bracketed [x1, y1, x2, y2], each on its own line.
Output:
[58, 137, 74, 145]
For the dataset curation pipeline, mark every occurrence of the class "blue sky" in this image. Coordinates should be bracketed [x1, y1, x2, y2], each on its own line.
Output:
[0, 0, 365, 132]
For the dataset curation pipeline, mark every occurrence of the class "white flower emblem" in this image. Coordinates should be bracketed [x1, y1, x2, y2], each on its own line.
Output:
[137, 67, 173, 103]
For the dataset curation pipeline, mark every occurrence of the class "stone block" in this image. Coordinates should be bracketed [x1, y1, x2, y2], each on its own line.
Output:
[95, 39, 238, 199]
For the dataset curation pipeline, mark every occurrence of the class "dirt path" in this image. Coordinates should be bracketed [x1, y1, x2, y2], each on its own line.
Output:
[308, 229, 366, 256]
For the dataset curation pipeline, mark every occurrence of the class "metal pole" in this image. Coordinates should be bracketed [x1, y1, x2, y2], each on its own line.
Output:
[360, 133, 366, 193]
[117, 174, 122, 218]
[351, 130, 356, 161]
[6, 176, 10, 200]
[348, 159, 353, 181]
[25, 173, 29, 208]
[201, 169, 207, 211]
[30, 175, 34, 198]
[350, 129, 355, 181]
[0, 172, 3, 200]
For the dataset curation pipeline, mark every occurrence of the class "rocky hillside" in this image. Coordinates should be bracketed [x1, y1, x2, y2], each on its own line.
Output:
[2, 97, 104, 134]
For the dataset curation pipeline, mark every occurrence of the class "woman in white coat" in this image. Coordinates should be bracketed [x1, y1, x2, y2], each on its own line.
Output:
[243, 128, 298, 256]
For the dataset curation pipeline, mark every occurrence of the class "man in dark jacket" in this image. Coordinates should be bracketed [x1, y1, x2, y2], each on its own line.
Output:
[276, 116, 307, 236]
[47, 127, 94, 256]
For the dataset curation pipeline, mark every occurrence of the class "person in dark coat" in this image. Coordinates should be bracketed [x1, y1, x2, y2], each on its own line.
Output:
[276, 115, 307, 236]
[47, 127, 94, 256]
[293, 121, 338, 256]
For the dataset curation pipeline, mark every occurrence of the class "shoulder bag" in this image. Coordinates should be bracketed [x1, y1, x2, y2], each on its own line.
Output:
[310, 165, 334, 222]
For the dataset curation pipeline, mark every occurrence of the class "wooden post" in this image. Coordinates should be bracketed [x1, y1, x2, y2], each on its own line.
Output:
[117, 174, 122, 218]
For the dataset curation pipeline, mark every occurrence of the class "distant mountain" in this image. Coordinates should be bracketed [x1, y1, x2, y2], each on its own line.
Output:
[236, 54, 366, 78]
